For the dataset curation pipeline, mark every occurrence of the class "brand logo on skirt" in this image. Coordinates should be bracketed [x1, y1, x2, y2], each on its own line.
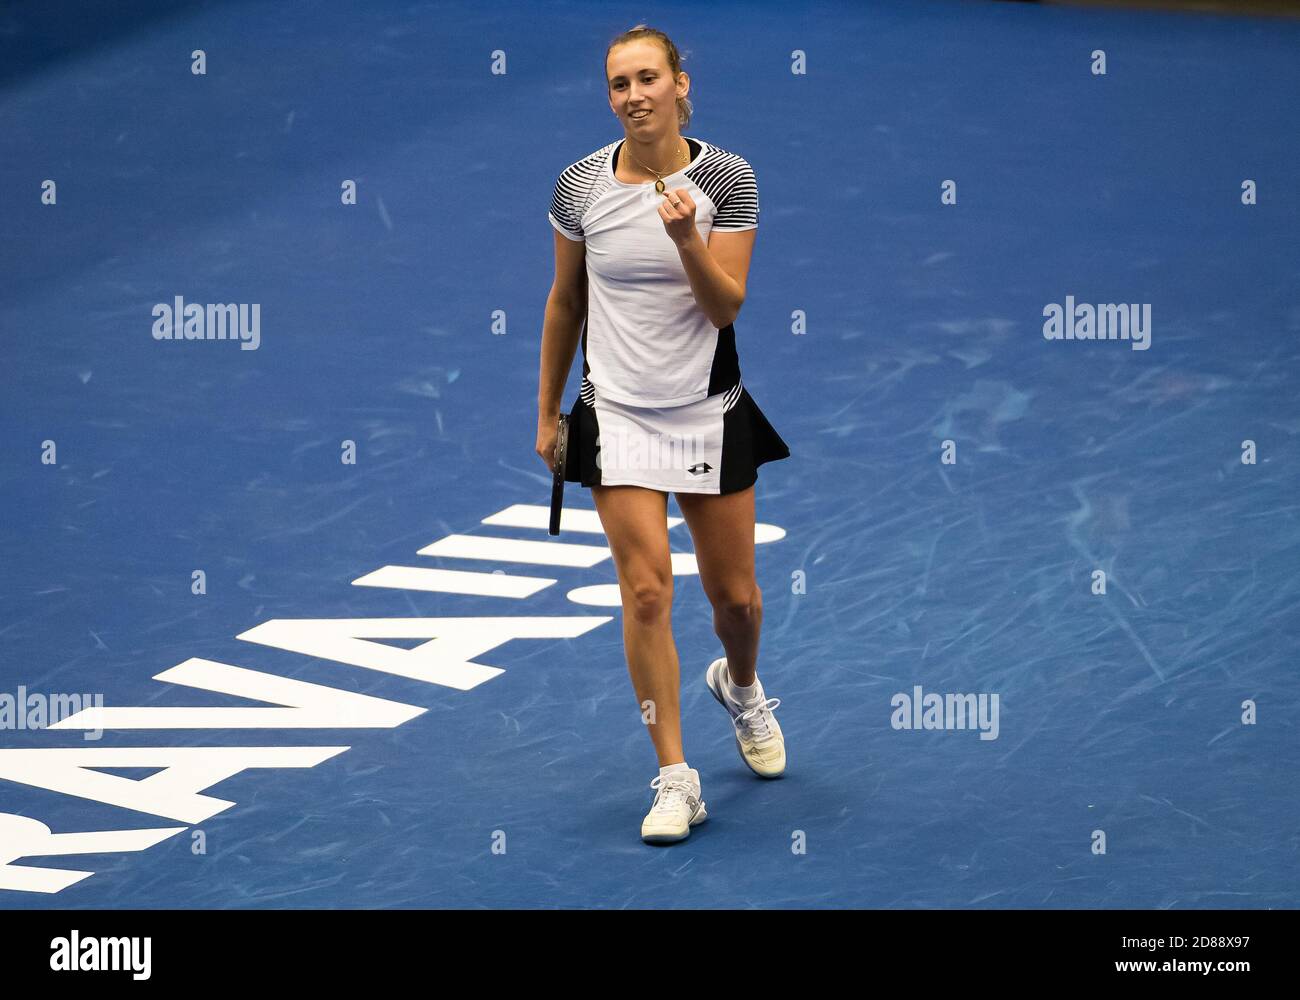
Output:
[687, 462, 713, 475]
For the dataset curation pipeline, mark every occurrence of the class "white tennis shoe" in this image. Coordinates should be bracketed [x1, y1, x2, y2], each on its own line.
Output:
[641, 767, 708, 844]
[705, 657, 786, 778]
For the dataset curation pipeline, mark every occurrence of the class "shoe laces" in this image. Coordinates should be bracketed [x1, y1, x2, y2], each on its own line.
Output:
[649, 772, 695, 811]
[737, 697, 781, 741]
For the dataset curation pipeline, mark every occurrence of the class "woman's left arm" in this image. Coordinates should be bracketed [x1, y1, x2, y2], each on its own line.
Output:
[660, 188, 756, 330]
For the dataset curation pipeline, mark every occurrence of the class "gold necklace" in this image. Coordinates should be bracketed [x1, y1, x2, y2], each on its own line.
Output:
[624, 138, 688, 194]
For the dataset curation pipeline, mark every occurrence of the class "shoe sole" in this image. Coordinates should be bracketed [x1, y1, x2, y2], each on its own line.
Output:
[706, 659, 786, 779]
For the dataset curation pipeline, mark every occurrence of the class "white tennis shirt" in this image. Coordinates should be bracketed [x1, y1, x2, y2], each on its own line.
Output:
[548, 136, 759, 408]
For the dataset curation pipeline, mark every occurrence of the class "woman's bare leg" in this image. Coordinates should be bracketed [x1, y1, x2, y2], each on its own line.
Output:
[673, 485, 761, 687]
[591, 483, 684, 766]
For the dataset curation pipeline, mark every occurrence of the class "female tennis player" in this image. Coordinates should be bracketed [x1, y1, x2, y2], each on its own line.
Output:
[536, 25, 791, 844]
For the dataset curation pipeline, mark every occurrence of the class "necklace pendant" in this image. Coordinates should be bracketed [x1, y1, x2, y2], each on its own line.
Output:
[654, 179, 665, 194]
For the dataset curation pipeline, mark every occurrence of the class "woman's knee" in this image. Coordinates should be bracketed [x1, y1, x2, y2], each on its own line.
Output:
[625, 573, 673, 624]
[713, 583, 761, 623]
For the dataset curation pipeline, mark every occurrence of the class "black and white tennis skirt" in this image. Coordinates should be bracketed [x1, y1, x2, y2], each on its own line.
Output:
[563, 377, 791, 495]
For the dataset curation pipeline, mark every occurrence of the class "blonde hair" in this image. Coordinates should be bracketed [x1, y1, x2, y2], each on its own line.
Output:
[606, 25, 693, 129]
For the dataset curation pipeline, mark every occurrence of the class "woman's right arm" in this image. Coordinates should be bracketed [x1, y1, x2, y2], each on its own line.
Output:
[536, 230, 587, 469]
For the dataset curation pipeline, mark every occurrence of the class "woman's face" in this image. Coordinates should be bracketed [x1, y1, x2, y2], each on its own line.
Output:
[606, 40, 687, 135]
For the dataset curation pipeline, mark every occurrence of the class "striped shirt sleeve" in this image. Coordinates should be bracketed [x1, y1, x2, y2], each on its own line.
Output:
[548, 169, 585, 241]
[711, 158, 758, 232]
